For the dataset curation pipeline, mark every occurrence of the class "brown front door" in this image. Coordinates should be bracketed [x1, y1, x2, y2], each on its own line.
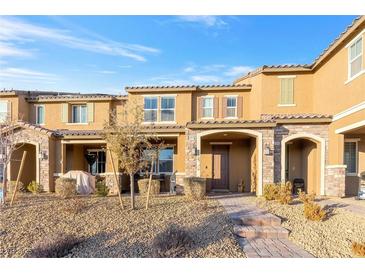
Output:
[212, 145, 229, 189]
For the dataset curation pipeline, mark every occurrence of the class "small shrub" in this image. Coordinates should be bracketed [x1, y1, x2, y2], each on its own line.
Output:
[8, 181, 25, 193]
[55, 178, 76, 199]
[61, 199, 87, 215]
[184, 177, 206, 201]
[25, 233, 82, 258]
[137, 179, 160, 195]
[277, 181, 293, 205]
[298, 190, 315, 204]
[152, 224, 193, 258]
[352, 242, 365, 257]
[27, 181, 43, 194]
[263, 183, 279, 201]
[95, 180, 110, 197]
[303, 201, 326, 221]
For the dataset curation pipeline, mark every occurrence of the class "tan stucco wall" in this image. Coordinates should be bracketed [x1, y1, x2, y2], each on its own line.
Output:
[200, 139, 253, 192]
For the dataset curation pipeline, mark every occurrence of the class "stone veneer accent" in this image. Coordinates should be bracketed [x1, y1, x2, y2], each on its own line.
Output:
[184, 123, 344, 196]
[13, 128, 51, 191]
[325, 166, 346, 197]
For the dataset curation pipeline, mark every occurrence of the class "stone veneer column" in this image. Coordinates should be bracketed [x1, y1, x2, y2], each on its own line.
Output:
[325, 166, 346, 197]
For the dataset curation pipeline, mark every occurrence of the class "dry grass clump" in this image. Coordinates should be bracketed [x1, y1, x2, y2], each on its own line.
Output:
[152, 224, 193, 258]
[352, 242, 365, 257]
[27, 181, 43, 194]
[263, 182, 293, 204]
[25, 233, 82, 258]
[303, 201, 326, 221]
[8, 181, 26, 193]
[137, 179, 160, 195]
[184, 177, 206, 201]
[298, 190, 315, 203]
[55, 178, 77, 199]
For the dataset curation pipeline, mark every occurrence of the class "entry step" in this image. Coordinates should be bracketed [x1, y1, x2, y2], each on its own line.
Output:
[233, 225, 289, 239]
[232, 213, 281, 226]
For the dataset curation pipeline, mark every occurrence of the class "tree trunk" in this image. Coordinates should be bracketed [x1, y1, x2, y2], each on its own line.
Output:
[2, 165, 7, 204]
[130, 173, 135, 209]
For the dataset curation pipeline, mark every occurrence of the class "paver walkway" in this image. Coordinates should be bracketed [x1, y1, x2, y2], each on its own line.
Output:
[211, 193, 313, 258]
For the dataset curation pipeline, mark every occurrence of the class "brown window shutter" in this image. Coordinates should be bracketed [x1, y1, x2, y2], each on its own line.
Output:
[222, 97, 227, 118]
[197, 97, 202, 120]
[213, 97, 219, 118]
[237, 96, 243, 118]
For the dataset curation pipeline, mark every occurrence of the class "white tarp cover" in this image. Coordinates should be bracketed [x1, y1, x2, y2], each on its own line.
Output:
[61, 170, 96, 195]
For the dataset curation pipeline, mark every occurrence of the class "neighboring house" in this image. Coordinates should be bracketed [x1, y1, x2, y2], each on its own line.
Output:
[0, 16, 364, 197]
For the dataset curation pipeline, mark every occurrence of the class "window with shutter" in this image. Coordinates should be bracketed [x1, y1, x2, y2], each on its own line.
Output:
[280, 78, 294, 105]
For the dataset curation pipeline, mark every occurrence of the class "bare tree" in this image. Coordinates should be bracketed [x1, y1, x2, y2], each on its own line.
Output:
[0, 117, 21, 204]
[102, 98, 157, 209]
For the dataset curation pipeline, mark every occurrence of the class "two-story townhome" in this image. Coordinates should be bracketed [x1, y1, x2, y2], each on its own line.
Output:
[1, 16, 364, 197]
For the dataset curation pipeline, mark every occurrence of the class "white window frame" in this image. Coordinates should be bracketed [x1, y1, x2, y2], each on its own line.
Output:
[71, 104, 88, 124]
[143, 96, 159, 123]
[86, 149, 106, 175]
[344, 139, 359, 176]
[224, 95, 238, 119]
[347, 35, 364, 83]
[35, 105, 45, 125]
[0, 101, 8, 123]
[201, 96, 214, 119]
[159, 96, 176, 123]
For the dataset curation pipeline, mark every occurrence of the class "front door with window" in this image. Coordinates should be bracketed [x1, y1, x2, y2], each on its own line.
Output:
[212, 145, 229, 189]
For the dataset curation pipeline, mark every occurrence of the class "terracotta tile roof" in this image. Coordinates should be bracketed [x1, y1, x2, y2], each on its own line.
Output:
[55, 130, 102, 137]
[262, 113, 332, 120]
[16, 121, 57, 137]
[125, 84, 251, 91]
[141, 124, 186, 133]
[234, 16, 364, 83]
[187, 119, 276, 129]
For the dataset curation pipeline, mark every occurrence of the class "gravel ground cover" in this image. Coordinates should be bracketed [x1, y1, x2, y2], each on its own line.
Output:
[241, 195, 365, 258]
[0, 194, 244, 258]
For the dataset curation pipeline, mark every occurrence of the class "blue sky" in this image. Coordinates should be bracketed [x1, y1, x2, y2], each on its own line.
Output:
[0, 15, 357, 94]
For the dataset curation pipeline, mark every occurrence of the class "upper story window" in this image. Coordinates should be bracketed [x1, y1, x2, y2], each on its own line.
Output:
[0, 101, 8, 122]
[344, 140, 358, 175]
[36, 105, 45, 125]
[72, 104, 87, 123]
[349, 37, 363, 78]
[202, 97, 214, 118]
[160, 96, 175, 122]
[144, 96, 158, 122]
[225, 96, 237, 118]
[279, 77, 295, 106]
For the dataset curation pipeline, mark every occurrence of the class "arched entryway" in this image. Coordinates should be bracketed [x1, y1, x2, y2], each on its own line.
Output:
[281, 134, 325, 195]
[10, 142, 39, 187]
[196, 129, 263, 195]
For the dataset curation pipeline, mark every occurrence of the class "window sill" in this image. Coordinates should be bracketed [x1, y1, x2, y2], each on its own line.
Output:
[142, 121, 177, 125]
[345, 69, 365, 85]
[346, 173, 359, 177]
[201, 117, 214, 120]
[66, 123, 89, 125]
[224, 117, 238, 120]
[277, 104, 296, 107]
[36, 123, 45, 126]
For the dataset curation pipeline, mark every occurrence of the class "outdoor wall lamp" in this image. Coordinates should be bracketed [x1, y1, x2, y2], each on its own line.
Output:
[264, 144, 271, 155]
[39, 150, 48, 160]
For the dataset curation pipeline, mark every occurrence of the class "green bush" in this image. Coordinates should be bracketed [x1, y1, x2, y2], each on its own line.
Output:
[27, 181, 43, 194]
[184, 177, 206, 201]
[55, 178, 76, 199]
[95, 180, 109, 197]
[138, 179, 160, 195]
